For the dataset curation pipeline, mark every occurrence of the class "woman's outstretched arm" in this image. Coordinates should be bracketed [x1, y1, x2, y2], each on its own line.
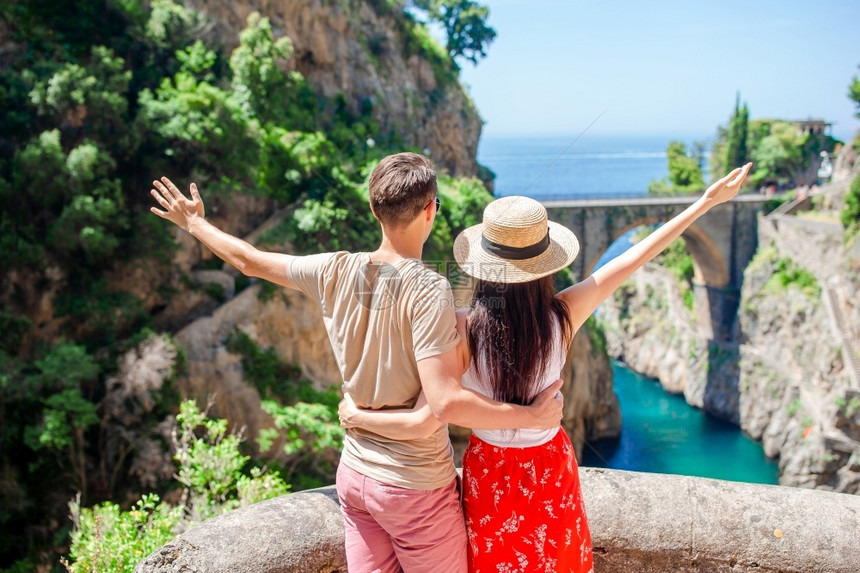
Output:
[557, 163, 752, 332]
[339, 391, 442, 440]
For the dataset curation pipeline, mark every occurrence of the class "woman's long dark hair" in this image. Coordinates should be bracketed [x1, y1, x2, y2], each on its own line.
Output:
[466, 275, 572, 406]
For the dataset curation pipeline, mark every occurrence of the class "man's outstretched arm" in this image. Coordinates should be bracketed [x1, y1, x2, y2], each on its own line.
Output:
[150, 177, 298, 289]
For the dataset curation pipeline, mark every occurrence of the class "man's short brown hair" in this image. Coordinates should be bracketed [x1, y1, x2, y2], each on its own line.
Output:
[368, 152, 437, 228]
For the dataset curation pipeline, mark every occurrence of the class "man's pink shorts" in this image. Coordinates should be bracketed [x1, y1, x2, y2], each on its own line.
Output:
[336, 464, 468, 573]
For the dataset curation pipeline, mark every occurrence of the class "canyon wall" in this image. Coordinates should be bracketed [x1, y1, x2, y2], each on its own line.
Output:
[186, 0, 482, 177]
[598, 178, 860, 492]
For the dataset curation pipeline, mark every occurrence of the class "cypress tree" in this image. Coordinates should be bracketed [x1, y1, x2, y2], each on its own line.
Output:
[724, 92, 749, 170]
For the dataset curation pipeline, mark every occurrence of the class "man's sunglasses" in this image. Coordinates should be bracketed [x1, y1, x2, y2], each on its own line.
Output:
[426, 196, 441, 212]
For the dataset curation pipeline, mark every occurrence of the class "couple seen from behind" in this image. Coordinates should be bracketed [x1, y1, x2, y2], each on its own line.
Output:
[150, 152, 752, 572]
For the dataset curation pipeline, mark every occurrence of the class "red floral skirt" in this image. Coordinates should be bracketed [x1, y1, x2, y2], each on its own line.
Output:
[462, 428, 593, 573]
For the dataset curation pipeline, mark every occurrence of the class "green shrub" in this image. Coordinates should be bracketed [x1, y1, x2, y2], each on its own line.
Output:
[584, 315, 608, 356]
[763, 257, 820, 300]
[65, 494, 184, 573]
[225, 330, 303, 401]
[648, 141, 705, 196]
[63, 400, 290, 572]
[841, 173, 860, 233]
[225, 330, 343, 484]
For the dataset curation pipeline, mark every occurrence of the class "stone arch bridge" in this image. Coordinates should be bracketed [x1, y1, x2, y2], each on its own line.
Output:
[544, 195, 770, 341]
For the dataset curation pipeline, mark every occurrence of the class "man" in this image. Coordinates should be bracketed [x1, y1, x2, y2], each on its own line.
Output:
[149, 152, 563, 572]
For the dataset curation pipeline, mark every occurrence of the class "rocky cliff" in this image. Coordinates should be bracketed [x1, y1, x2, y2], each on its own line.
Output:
[598, 182, 860, 492]
[185, 0, 482, 177]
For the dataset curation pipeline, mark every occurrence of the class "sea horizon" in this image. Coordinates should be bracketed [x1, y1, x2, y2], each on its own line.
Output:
[477, 132, 713, 201]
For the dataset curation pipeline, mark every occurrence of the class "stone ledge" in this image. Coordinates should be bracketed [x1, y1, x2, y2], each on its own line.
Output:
[136, 468, 860, 573]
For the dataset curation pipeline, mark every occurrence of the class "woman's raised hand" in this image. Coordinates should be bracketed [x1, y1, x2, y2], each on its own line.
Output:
[150, 177, 205, 232]
[701, 162, 753, 205]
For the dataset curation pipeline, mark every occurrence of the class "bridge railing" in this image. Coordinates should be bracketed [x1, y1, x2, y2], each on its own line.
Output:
[539, 192, 770, 208]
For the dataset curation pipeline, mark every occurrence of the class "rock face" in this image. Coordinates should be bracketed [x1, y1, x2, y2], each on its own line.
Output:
[598, 186, 860, 493]
[173, 281, 340, 459]
[562, 324, 622, 456]
[600, 266, 708, 397]
[136, 469, 860, 573]
[186, 0, 482, 177]
[738, 216, 859, 492]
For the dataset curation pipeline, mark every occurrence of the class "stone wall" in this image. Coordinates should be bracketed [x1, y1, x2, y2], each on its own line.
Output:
[136, 469, 860, 573]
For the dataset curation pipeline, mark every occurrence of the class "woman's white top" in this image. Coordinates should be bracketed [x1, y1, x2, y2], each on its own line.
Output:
[461, 321, 565, 448]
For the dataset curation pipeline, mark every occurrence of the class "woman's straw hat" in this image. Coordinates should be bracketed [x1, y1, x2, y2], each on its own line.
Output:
[453, 196, 580, 284]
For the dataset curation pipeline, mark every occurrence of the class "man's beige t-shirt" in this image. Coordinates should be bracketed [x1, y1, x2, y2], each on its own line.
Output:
[289, 251, 460, 490]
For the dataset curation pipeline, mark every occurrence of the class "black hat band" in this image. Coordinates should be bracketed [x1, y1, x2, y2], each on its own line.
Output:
[480, 230, 551, 260]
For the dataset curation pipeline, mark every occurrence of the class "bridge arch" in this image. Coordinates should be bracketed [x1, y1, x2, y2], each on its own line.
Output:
[582, 219, 729, 289]
[545, 195, 768, 341]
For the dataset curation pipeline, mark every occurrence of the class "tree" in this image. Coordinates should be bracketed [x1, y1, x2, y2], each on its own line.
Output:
[412, 0, 497, 64]
[749, 121, 808, 187]
[849, 66, 860, 152]
[23, 342, 101, 501]
[724, 92, 749, 172]
[648, 141, 705, 196]
[229, 13, 313, 127]
[849, 66, 860, 117]
[842, 174, 860, 232]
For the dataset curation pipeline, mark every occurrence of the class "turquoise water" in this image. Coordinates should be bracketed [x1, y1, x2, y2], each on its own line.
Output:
[581, 361, 780, 484]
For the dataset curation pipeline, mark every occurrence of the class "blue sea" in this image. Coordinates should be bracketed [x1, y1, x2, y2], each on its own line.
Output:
[477, 133, 697, 200]
[477, 133, 779, 485]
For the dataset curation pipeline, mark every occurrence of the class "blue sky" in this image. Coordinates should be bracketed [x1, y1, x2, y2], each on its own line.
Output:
[456, 1, 860, 141]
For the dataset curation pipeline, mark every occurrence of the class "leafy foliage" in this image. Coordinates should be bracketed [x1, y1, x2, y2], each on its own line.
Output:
[724, 93, 749, 174]
[225, 330, 343, 486]
[225, 330, 304, 401]
[841, 174, 860, 234]
[412, 0, 496, 65]
[65, 494, 184, 573]
[648, 141, 705, 196]
[30, 46, 132, 147]
[424, 174, 493, 269]
[656, 238, 695, 311]
[229, 13, 315, 129]
[748, 121, 809, 187]
[64, 400, 290, 573]
[763, 257, 820, 301]
[710, 94, 839, 189]
[0, 1, 490, 568]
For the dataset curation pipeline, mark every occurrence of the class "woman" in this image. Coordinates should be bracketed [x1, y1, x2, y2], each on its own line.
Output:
[340, 163, 753, 572]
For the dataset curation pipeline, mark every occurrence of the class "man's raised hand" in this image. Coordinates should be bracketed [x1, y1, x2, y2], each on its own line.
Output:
[529, 378, 565, 429]
[150, 177, 205, 232]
